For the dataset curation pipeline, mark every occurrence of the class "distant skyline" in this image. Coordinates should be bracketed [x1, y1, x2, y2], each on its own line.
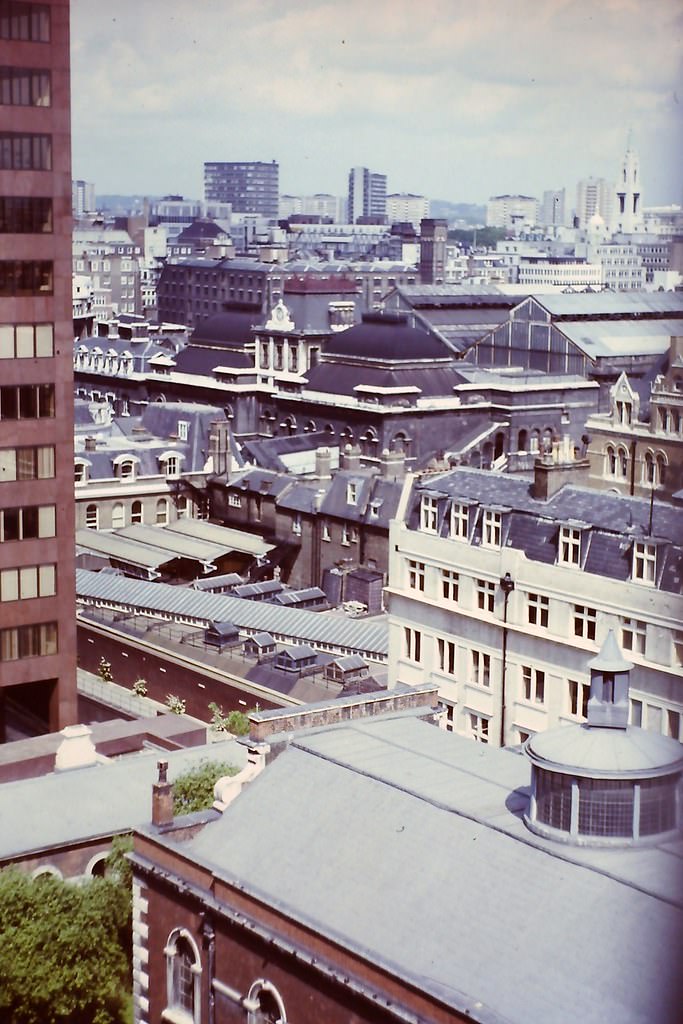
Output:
[71, 0, 682, 208]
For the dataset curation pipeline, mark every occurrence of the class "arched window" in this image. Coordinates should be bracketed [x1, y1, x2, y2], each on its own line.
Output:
[85, 504, 99, 530]
[118, 458, 135, 480]
[517, 428, 528, 453]
[177, 495, 190, 519]
[303, 420, 317, 433]
[164, 929, 201, 1024]
[131, 500, 143, 525]
[617, 446, 628, 478]
[111, 503, 125, 529]
[360, 427, 379, 456]
[643, 451, 654, 485]
[656, 452, 667, 487]
[605, 445, 617, 477]
[156, 498, 169, 525]
[246, 979, 287, 1024]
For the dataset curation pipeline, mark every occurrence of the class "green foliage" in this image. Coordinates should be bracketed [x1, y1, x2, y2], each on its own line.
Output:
[105, 834, 133, 892]
[208, 701, 252, 736]
[0, 868, 131, 1024]
[98, 657, 113, 683]
[447, 226, 507, 248]
[165, 693, 186, 715]
[172, 759, 238, 815]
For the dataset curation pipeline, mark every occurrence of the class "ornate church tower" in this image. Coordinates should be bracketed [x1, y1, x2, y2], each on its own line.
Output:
[612, 133, 644, 234]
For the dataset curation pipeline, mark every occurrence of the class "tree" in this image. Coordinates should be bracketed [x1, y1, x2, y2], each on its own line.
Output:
[208, 701, 252, 736]
[172, 759, 238, 815]
[0, 868, 132, 1024]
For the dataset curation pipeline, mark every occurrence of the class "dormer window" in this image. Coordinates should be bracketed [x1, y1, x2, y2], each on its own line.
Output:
[420, 494, 438, 533]
[74, 461, 88, 485]
[119, 459, 135, 480]
[346, 481, 358, 505]
[615, 399, 632, 425]
[448, 502, 468, 540]
[177, 420, 189, 442]
[158, 452, 183, 479]
[559, 525, 582, 567]
[482, 509, 501, 548]
[633, 540, 656, 585]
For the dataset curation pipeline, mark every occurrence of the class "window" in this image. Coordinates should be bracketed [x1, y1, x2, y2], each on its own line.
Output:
[0, 504, 54, 543]
[522, 665, 545, 704]
[0, 323, 53, 359]
[131, 500, 143, 525]
[482, 509, 501, 548]
[228, 494, 241, 508]
[118, 459, 135, 480]
[0, 196, 52, 233]
[472, 650, 491, 688]
[164, 455, 180, 478]
[630, 698, 643, 726]
[439, 701, 455, 733]
[346, 481, 358, 505]
[0, 66, 51, 106]
[0, 445, 54, 481]
[0, 260, 52, 295]
[109, 503, 125, 530]
[441, 569, 459, 602]
[0, 4, 51, 42]
[450, 502, 469, 539]
[0, 383, 54, 419]
[476, 578, 495, 613]
[622, 617, 646, 655]
[535, 769, 572, 831]
[558, 525, 581, 566]
[0, 563, 55, 601]
[408, 559, 425, 592]
[577, 778, 634, 838]
[246, 979, 288, 1024]
[468, 712, 489, 743]
[0, 621, 57, 661]
[420, 494, 438, 533]
[85, 504, 98, 530]
[615, 399, 632, 425]
[573, 604, 596, 641]
[403, 627, 421, 663]
[568, 679, 590, 719]
[527, 592, 549, 628]
[177, 420, 189, 441]
[437, 637, 456, 675]
[605, 444, 628, 478]
[632, 541, 656, 584]
[292, 513, 302, 536]
[164, 929, 201, 1024]
[156, 499, 169, 525]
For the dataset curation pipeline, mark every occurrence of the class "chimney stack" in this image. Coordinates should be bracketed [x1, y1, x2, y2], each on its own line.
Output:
[84, 436, 97, 452]
[152, 760, 174, 827]
[315, 447, 332, 479]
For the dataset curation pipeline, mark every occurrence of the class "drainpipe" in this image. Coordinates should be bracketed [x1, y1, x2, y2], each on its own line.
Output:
[629, 438, 636, 496]
[200, 914, 216, 1024]
[499, 572, 515, 748]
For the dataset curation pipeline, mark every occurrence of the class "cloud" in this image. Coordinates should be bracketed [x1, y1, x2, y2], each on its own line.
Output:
[70, 0, 682, 203]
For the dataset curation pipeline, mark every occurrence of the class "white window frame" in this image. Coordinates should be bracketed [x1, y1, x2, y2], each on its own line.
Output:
[407, 559, 425, 592]
[85, 504, 99, 530]
[527, 592, 549, 628]
[403, 626, 422, 663]
[468, 712, 489, 743]
[437, 637, 456, 675]
[567, 678, 590, 719]
[622, 616, 646, 655]
[441, 569, 459, 602]
[476, 578, 496, 613]
[482, 509, 501, 548]
[573, 604, 597, 641]
[522, 665, 545, 704]
[163, 928, 202, 1024]
[558, 525, 581, 566]
[632, 541, 656, 585]
[472, 649, 491, 688]
[420, 494, 438, 533]
[450, 502, 469, 540]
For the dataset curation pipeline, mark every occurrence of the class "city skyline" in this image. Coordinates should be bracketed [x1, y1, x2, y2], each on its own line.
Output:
[70, 0, 682, 207]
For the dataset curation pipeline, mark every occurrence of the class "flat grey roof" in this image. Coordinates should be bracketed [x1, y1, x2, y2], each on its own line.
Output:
[0, 740, 242, 861]
[76, 569, 388, 659]
[182, 715, 683, 1024]
[75, 529, 177, 571]
[165, 519, 274, 557]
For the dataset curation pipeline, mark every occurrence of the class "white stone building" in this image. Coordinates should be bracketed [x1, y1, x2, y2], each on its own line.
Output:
[386, 459, 683, 747]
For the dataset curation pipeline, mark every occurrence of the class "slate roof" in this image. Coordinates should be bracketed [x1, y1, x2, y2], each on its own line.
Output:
[76, 569, 389, 658]
[179, 714, 683, 1024]
[322, 312, 450, 361]
[304, 361, 464, 398]
[241, 432, 336, 473]
[409, 468, 683, 593]
[189, 311, 258, 346]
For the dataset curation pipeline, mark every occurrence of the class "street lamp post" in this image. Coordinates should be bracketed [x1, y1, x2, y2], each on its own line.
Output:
[499, 572, 515, 747]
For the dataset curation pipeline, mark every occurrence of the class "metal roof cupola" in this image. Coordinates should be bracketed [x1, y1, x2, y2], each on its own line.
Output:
[524, 631, 683, 847]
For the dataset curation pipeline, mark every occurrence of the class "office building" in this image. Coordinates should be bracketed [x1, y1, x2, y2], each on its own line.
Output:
[71, 178, 95, 217]
[386, 192, 429, 229]
[575, 176, 613, 229]
[0, 0, 77, 739]
[348, 166, 387, 224]
[486, 194, 539, 232]
[204, 161, 279, 221]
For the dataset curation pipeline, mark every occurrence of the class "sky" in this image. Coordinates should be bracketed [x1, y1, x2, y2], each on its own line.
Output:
[70, 0, 683, 207]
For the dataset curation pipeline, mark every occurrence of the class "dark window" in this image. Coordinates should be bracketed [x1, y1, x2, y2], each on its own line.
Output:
[0, 197, 52, 233]
[577, 778, 634, 837]
[0, 66, 51, 106]
[535, 769, 572, 831]
[0, 384, 54, 419]
[0, 2, 50, 41]
[0, 132, 51, 170]
[0, 261, 53, 295]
